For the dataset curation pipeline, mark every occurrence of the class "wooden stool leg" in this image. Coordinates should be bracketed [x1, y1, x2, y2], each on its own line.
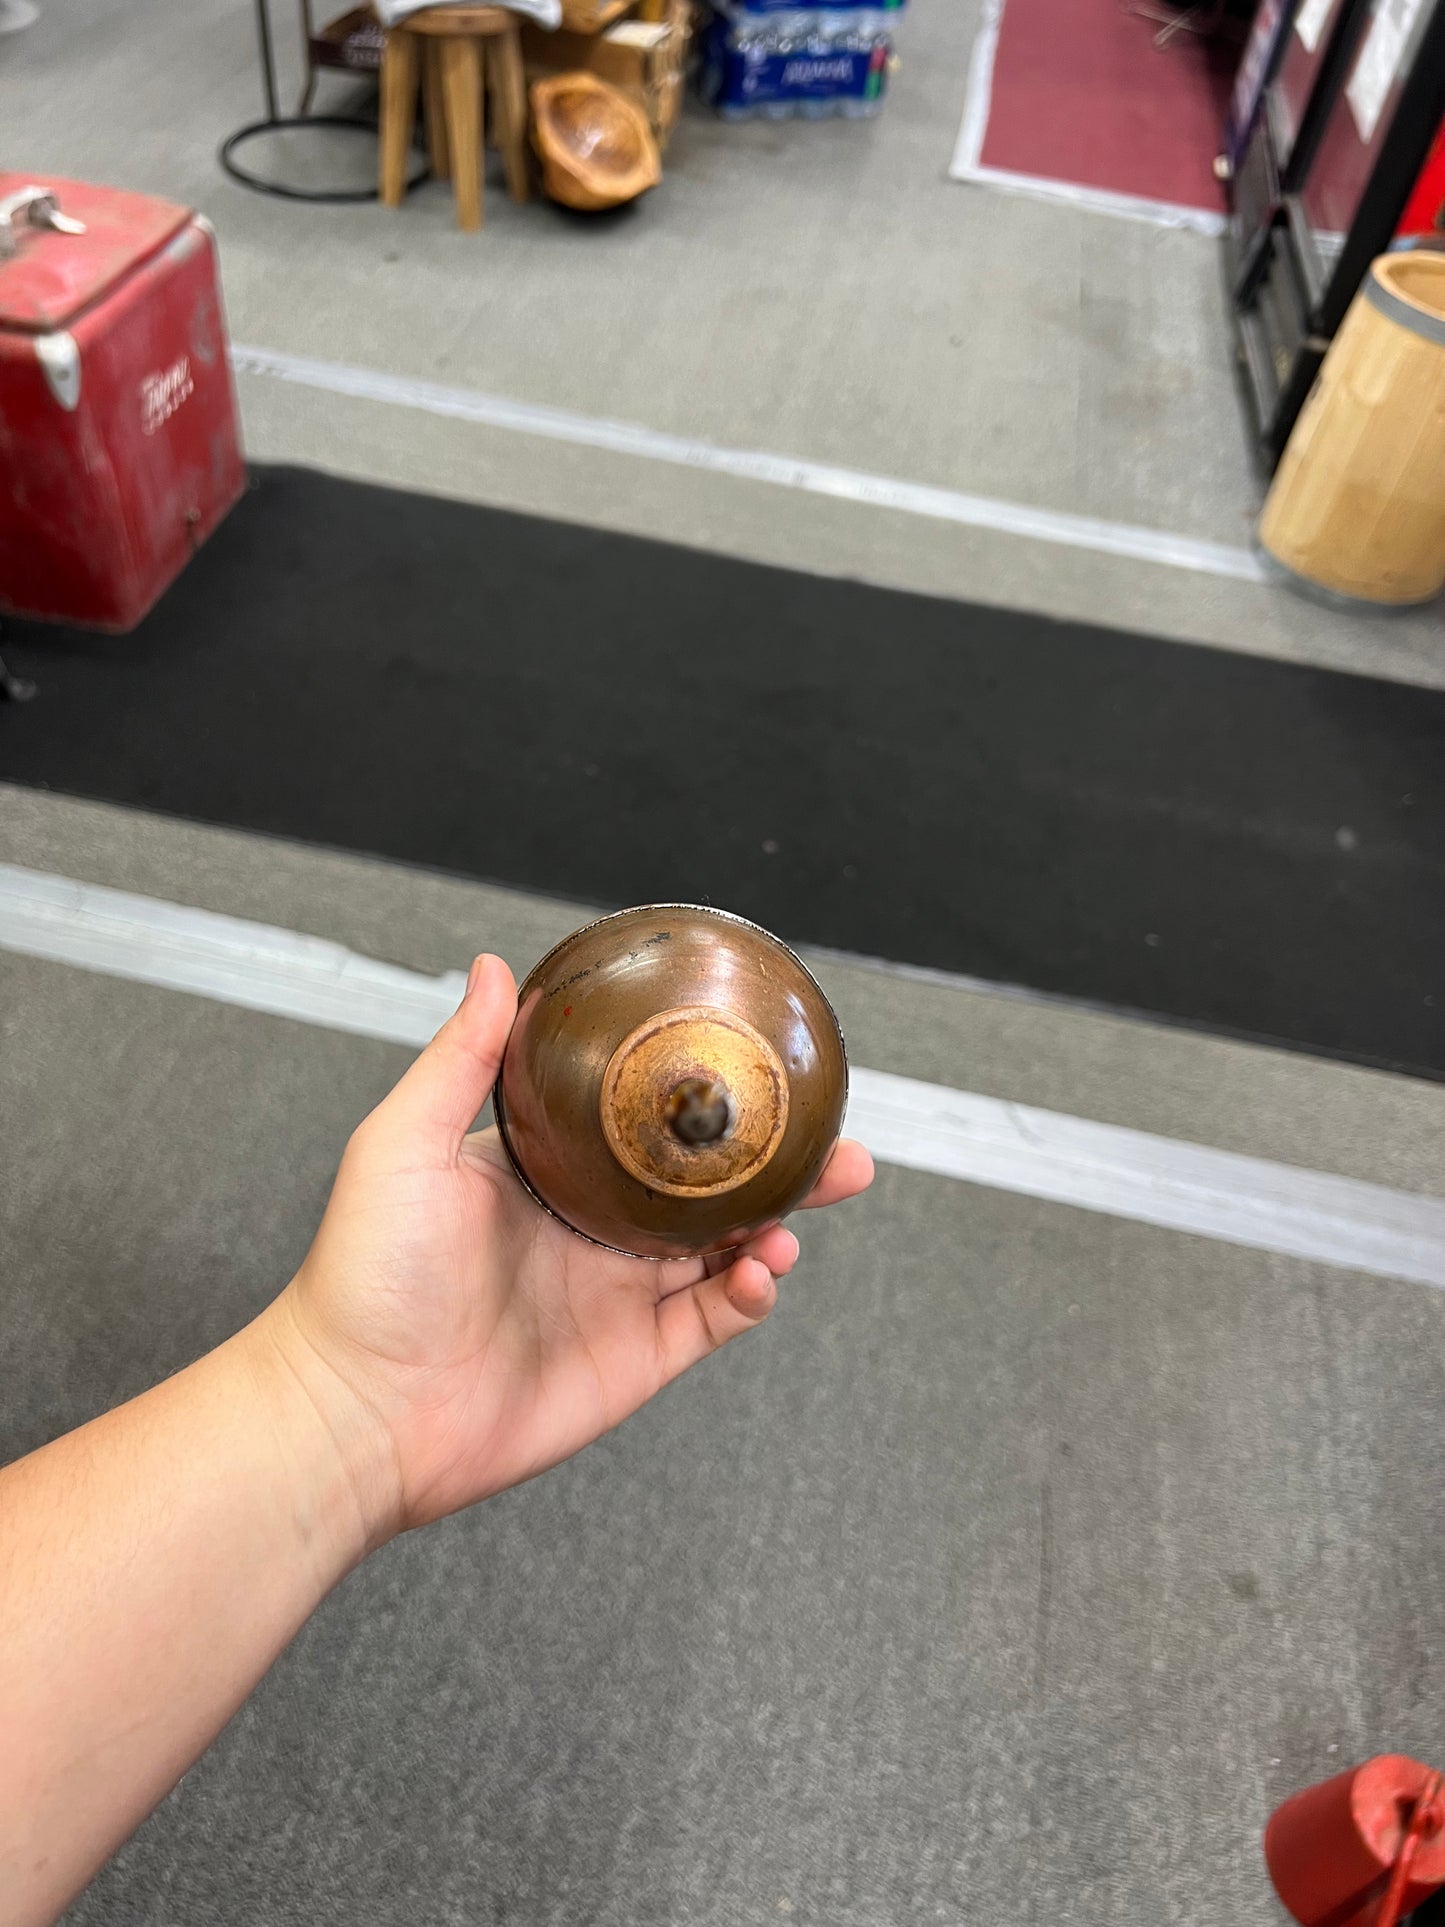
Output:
[378, 28, 420, 208]
[488, 26, 530, 204]
[439, 33, 483, 230]
[422, 41, 450, 180]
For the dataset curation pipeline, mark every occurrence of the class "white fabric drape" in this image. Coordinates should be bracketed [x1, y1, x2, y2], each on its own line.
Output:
[371, 0, 561, 27]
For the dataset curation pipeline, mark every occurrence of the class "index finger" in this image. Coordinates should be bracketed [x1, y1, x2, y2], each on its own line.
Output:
[651, 1139, 872, 1299]
[795, 1137, 874, 1211]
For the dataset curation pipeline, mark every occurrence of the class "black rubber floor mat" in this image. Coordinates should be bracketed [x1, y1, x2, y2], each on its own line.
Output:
[2, 464, 1441, 1076]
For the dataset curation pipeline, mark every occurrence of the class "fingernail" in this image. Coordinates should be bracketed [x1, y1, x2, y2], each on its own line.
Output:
[728, 1266, 777, 1319]
[465, 955, 485, 1000]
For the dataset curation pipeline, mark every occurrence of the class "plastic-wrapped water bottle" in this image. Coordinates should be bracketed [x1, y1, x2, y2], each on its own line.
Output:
[701, 1, 896, 120]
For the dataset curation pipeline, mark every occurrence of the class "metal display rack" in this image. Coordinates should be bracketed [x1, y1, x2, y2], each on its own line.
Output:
[1225, 0, 1445, 463]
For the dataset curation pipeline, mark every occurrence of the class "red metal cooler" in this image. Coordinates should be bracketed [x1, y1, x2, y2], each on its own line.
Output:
[0, 174, 245, 631]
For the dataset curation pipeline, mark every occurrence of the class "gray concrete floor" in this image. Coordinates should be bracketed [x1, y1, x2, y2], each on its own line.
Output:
[2, 0, 1443, 683]
[7, 785, 1445, 1198]
[3, 798, 1445, 1927]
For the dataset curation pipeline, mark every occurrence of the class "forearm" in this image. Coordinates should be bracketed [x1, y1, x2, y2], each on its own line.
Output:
[0, 1300, 394, 1927]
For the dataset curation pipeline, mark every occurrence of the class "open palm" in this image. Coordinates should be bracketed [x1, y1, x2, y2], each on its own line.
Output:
[272, 953, 873, 1539]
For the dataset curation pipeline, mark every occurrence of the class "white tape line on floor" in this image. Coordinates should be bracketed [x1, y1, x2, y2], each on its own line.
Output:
[230, 343, 1264, 585]
[3, 862, 1442, 1288]
[949, 160, 1229, 236]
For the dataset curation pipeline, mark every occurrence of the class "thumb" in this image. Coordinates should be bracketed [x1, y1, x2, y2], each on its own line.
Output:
[376, 953, 518, 1152]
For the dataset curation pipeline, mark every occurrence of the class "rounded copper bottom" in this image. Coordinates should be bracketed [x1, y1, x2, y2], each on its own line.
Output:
[493, 905, 849, 1260]
[599, 1005, 790, 1199]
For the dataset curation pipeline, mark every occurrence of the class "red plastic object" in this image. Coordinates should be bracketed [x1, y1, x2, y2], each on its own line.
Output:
[1398, 120, 1445, 241]
[0, 173, 244, 631]
[1265, 1756, 1445, 1927]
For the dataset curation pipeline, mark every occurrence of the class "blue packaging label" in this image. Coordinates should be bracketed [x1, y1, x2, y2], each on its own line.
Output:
[701, 12, 892, 107]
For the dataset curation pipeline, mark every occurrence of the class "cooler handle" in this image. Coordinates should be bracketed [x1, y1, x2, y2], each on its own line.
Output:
[0, 186, 87, 260]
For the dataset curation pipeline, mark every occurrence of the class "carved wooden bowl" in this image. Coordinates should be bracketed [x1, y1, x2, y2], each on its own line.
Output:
[530, 71, 661, 212]
[493, 906, 848, 1259]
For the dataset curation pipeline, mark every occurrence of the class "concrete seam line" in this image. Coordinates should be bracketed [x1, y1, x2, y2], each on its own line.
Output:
[229, 342, 1264, 584]
[3, 862, 1442, 1289]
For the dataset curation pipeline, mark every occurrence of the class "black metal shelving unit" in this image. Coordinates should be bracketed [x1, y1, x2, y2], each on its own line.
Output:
[1224, 0, 1445, 463]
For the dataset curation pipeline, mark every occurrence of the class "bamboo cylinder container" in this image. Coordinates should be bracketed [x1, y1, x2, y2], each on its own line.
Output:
[1258, 251, 1445, 606]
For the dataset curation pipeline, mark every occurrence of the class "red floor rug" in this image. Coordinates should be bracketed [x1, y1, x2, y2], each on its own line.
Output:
[951, 0, 1237, 228]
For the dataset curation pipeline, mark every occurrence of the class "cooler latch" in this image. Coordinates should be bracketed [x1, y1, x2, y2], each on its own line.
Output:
[0, 186, 87, 260]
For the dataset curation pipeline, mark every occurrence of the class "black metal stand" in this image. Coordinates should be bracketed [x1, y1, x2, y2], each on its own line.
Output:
[218, 0, 425, 204]
[1226, 0, 1445, 465]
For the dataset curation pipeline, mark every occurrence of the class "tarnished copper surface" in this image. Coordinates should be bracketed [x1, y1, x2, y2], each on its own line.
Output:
[493, 905, 848, 1259]
[600, 1005, 789, 1199]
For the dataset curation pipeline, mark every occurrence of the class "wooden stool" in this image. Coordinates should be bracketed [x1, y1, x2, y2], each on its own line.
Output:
[378, 5, 529, 232]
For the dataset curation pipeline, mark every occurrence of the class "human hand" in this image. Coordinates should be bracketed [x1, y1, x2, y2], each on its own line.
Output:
[257, 954, 873, 1551]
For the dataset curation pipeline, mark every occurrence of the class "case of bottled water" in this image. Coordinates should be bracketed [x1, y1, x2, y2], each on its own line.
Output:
[699, 0, 905, 121]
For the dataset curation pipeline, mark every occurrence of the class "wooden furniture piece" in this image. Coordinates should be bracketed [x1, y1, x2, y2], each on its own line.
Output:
[530, 71, 659, 210]
[557, 0, 634, 30]
[521, 0, 689, 146]
[303, 0, 671, 114]
[378, 5, 528, 231]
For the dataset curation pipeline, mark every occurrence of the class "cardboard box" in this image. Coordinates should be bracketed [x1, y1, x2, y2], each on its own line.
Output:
[524, 0, 690, 143]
